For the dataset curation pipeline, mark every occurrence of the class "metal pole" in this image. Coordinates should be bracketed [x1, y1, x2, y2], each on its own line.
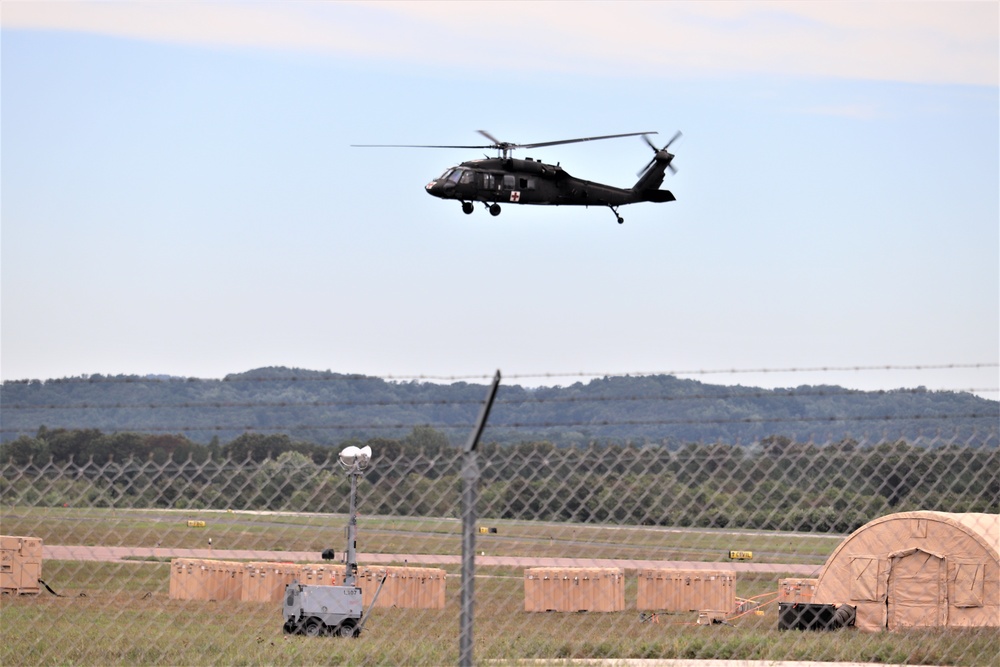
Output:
[459, 370, 501, 667]
[459, 449, 479, 666]
[345, 469, 359, 587]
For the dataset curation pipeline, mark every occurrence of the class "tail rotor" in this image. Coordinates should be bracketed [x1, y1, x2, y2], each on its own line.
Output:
[638, 130, 681, 177]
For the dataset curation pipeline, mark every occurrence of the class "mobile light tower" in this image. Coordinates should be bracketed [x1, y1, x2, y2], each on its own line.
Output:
[282, 443, 381, 638]
[338, 444, 372, 587]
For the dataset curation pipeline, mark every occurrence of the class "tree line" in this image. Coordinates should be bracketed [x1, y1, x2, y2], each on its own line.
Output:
[2, 427, 995, 534]
[2, 368, 996, 446]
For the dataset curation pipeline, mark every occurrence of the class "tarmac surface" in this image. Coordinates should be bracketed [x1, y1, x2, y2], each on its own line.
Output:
[44, 545, 821, 575]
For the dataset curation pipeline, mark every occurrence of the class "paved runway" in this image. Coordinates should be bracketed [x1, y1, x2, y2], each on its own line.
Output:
[44, 545, 821, 575]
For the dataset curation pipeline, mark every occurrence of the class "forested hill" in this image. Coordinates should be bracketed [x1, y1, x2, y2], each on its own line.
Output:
[1, 367, 996, 447]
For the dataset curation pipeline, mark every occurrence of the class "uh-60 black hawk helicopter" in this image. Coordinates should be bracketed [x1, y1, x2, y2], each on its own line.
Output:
[352, 130, 680, 224]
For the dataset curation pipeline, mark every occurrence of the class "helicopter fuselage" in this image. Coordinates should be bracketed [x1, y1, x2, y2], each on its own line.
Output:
[425, 156, 674, 223]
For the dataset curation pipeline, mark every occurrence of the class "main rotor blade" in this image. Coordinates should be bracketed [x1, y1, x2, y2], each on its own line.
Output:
[353, 130, 668, 154]
[664, 130, 682, 149]
[518, 131, 658, 151]
[477, 130, 504, 146]
[351, 144, 495, 149]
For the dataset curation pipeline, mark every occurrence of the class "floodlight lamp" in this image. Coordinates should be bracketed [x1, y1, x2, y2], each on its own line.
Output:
[339, 445, 360, 469]
[338, 444, 373, 470]
[357, 445, 372, 468]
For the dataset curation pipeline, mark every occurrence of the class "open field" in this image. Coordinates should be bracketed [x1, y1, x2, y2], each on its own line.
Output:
[3, 561, 997, 666]
[0, 507, 838, 565]
[2, 507, 997, 665]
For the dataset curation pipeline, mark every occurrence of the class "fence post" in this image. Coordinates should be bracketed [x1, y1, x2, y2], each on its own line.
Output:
[459, 370, 501, 667]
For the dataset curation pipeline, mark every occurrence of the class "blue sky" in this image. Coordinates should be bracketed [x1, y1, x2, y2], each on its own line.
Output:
[2, 1, 997, 396]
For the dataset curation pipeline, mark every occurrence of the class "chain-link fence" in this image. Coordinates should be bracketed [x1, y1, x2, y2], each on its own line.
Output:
[1, 377, 998, 666]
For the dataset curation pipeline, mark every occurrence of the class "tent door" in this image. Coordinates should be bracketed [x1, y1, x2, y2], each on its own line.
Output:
[887, 549, 946, 629]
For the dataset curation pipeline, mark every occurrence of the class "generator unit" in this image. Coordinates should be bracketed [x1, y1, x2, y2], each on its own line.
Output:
[283, 581, 363, 637]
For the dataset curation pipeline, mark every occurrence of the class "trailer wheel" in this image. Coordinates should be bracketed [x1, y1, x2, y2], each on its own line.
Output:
[337, 620, 358, 638]
[303, 618, 324, 637]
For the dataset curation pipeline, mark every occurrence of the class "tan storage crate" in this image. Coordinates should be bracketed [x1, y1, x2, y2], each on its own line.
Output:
[1, 535, 42, 595]
[287, 564, 446, 609]
[778, 577, 818, 604]
[636, 569, 736, 612]
[298, 563, 339, 587]
[524, 567, 625, 612]
[169, 559, 446, 608]
[357, 566, 446, 609]
[168, 559, 245, 601]
[241, 561, 303, 602]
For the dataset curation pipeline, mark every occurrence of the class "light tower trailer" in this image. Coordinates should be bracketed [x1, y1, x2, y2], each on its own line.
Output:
[282, 573, 386, 638]
[282, 444, 384, 638]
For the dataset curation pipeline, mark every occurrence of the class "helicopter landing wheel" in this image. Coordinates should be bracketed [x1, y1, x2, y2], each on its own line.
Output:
[462, 202, 474, 215]
[617, 216, 624, 224]
[488, 203, 501, 217]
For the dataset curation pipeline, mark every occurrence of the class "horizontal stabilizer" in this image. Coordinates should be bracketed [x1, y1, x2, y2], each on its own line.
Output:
[645, 190, 675, 203]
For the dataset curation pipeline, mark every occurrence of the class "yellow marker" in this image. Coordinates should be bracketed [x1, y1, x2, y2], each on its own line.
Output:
[728, 550, 753, 560]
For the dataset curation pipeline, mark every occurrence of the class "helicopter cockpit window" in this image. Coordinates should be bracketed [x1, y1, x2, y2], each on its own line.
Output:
[459, 170, 475, 185]
[447, 169, 464, 184]
[439, 168, 456, 181]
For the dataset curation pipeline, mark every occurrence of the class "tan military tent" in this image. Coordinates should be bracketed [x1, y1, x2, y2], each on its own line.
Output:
[813, 511, 999, 631]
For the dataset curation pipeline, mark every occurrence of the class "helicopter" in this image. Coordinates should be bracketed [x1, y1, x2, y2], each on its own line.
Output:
[352, 130, 680, 224]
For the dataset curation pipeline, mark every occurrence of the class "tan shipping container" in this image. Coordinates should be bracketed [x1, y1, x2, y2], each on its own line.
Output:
[241, 561, 303, 603]
[636, 569, 736, 613]
[524, 567, 625, 612]
[1, 535, 43, 595]
[357, 566, 446, 609]
[168, 559, 245, 601]
[778, 578, 818, 603]
[169, 559, 446, 608]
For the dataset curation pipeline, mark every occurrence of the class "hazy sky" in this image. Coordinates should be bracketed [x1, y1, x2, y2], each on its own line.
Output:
[2, 1, 997, 395]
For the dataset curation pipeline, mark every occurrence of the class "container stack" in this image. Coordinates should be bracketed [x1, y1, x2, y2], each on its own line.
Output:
[168, 559, 245, 601]
[358, 566, 447, 609]
[168, 559, 446, 609]
[0, 535, 42, 596]
[636, 569, 736, 613]
[242, 561, 307, 602]
[524, 567, 625, 612]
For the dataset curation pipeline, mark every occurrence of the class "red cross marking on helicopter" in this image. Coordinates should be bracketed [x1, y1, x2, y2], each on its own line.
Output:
[510, 191, 521, 202]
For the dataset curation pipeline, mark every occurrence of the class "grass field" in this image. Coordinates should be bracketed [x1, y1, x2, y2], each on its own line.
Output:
[0, 506, 837, 564]
[2, 508, 997, 665]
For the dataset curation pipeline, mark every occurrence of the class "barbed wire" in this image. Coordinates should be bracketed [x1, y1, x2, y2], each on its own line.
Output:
[3, 362, 996, 384]
[1, 412, 994, 436]
[5, 386, 996, 412]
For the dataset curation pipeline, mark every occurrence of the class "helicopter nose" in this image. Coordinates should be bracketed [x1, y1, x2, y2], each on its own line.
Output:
[425, 180, 444, 198]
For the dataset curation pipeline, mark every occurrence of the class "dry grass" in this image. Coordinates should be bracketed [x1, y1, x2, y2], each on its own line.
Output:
[2, 561, 996, 665]
[1, 508, 996, 665]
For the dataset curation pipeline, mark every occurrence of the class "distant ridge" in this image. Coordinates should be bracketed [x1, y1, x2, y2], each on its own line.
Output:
[2, 367, 996, 446]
